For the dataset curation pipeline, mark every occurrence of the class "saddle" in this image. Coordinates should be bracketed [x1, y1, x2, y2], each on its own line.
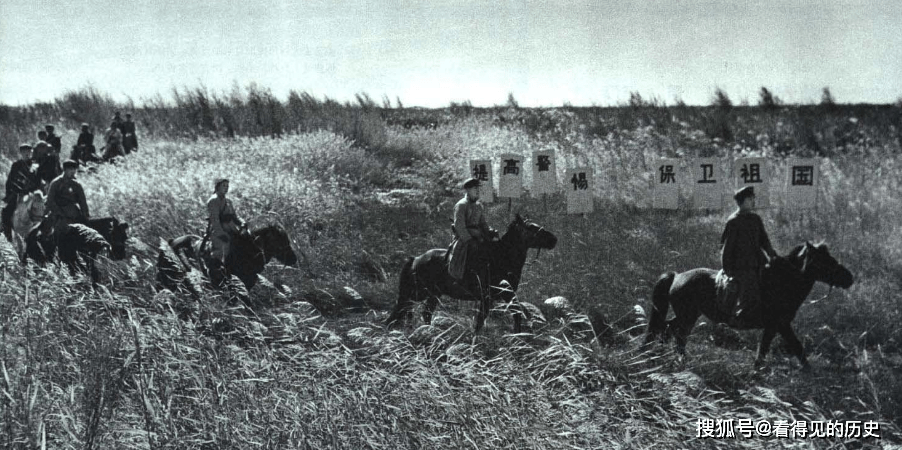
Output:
[715, 270, 740, 314]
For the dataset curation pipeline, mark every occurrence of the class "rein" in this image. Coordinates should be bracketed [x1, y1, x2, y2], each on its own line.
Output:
[807, 285, 833, 304]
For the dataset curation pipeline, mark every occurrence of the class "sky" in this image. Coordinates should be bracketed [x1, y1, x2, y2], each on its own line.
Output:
[1, 0, 900, 108]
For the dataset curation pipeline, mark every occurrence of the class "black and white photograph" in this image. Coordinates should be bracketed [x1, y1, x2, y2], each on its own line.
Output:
[1, 1, 900, 448]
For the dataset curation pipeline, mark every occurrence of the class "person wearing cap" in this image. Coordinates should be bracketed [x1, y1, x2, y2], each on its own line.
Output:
[204, 178, 246, 284]
[45, 159, 89, 237]
[111, 111, 125, 134]
[44, 125, 62, 154]
[72, 123, 98, 163]
[448, 177, 499, 282]
[122, 113, 139, 154]
[721, 186, 777, 321]
[34, 130, 61, 185]
[1, 144, 42, 242]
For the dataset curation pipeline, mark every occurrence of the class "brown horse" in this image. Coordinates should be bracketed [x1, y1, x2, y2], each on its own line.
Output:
[386, 214, 557, 332]
[644, 242, 854, 370]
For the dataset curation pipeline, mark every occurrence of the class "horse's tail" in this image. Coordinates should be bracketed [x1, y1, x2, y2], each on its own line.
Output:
[644, 271, 676, 345]
[386, 257, 415, 328]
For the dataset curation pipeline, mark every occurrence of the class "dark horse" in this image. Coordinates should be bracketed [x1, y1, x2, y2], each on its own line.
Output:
[644, 242, 854, 369]
[159, 224, 298, 292]
[25, 216, 130, 283]
[386, 214, 558, 332]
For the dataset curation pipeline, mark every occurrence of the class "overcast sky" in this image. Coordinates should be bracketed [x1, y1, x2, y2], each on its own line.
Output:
[1, 0, 900, 107]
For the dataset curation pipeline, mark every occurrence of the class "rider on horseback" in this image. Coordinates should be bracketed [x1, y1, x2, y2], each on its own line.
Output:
[45, 160, 90, 238]
[448, 178, 499, 290]
[2, 144, 42, 242]
[204, 178, 247, 285]
[721, 186, 777, 320]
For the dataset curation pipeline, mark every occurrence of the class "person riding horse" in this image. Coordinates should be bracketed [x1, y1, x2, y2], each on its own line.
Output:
[122, 113, 139, 154]
[34, 131, 62, 186]
[45, 159, 90, 238]
[2, 144, 42, 242]
[448, 178, 500, 293]
[204, 178, 248, 285]
[72, 123, 100, 164]
[721, 186, 777, 322]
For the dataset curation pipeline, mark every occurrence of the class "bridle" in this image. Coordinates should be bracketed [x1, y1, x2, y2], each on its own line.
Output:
[797, 248, 843, 304]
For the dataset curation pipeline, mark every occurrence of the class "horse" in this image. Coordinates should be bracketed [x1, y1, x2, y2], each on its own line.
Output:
[643, 242, 854, 370]
[10, 191, 46, 263]
[23, 218, 111, 284]
[84, 217, 130, 260]
[386, 214, 558, 332]
[23, 216, 129, 283]
[159, 224, 298, 292]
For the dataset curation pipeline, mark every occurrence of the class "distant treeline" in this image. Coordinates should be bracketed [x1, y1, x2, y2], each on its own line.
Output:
[1, 85, 900, 159]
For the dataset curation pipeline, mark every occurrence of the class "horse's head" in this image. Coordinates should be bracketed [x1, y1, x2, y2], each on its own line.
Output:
[503, 214, 558, 250]
[253, 225, 298, 266]
[795, 241, 854, 289]
[106, 219, 130, 260]
[89, 218, 130, 260]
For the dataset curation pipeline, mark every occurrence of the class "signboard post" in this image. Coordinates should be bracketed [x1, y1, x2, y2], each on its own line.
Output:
[566, 167, 594, 214]
[653, 158, 680, 209]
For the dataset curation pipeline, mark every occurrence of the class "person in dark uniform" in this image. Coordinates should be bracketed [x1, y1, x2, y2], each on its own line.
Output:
[72, 123, 99, 163]
[34, 130, 61, 186]
[721, 186, 778, 319]
[44, 125, 62, 154]
[122, 113, 139, 154]
[2, 144, 42, 241]
[45, 160, 90, 237]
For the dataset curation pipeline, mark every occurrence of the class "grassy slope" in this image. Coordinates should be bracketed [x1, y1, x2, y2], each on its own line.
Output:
[2, 109, 901, 449]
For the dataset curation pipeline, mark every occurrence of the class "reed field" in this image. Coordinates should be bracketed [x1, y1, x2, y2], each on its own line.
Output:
[1, 87, 901, 449]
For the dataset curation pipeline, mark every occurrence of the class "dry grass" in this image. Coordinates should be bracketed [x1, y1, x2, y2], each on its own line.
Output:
[1, 96, 901, 448]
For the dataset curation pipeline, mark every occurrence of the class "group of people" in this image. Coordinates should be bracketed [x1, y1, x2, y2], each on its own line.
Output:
[4, 118, 774, 318]
[447, 178, 776, 325]
[2, 143, 88, 243]
[71, 112, 140, 164]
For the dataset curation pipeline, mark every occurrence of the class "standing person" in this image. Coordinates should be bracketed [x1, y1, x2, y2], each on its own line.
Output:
[721, 186, 778, 320]
[44, 125, 62, 154]
[102, 124, 124, 161]
[2, 144, 42, 241]
[45, 159, 90, 237]
[122, 113, 139, 154]
[205, 178, 246, 284]
[72, 123, 98, 163]
[448, 178, 499, 285]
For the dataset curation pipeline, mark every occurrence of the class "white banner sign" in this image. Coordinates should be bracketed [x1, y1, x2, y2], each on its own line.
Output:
[733, 158, 770, 208]
[531, 150, 557, 196]
[785, 158, 818, 209]
[468, 159, 494, 203]
[498, 153, 524, 198]
[565, 167, 594, 214]
[653, 158, 681, 209]
[692, 157, 723, 210]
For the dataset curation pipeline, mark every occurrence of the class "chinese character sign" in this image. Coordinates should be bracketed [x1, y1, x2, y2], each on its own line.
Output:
[531, 151, 557, 196]
[692, 158, 723, 209]
[734, 158, 770, 208]
[468, 159, 494, 203]
[785, 158, 818, 209]
[653, 158, 680, 209]
[498, 153, 524, 198]
[565, 168, 594, 214]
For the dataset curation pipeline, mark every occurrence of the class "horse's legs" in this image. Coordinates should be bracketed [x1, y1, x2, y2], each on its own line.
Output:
[670, 312, 700, 356]
[422, 296, 438, 325]
[755, 327, 778, 369]
[776, 323, 810, 371]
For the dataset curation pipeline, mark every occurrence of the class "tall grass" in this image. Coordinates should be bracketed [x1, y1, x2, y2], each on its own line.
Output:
[1, 88, 901, 447]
